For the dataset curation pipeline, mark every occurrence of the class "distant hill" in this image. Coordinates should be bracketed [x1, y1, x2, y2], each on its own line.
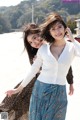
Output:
[0, 0, 80, 33]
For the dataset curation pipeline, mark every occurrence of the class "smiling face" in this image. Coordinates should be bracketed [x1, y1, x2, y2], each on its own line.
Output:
[49, 22, 66, 41]
[40, 12, 67, 43]
[27, 33, 43, 48]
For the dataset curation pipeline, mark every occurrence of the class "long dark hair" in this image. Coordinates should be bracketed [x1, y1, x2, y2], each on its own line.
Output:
[40, 12, 67, 43]
[23, 23, 41, 64]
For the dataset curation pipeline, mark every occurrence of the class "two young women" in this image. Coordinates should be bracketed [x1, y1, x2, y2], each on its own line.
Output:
[6, 12, 79, 120]
[0, 18, 73, 120]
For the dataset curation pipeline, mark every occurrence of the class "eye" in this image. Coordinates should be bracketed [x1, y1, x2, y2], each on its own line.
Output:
[52, 28, 55, 31]
[37, 33, 40, 37]
[32, 34, 40, 40]
[33, 36, 36, 39]
[32, 35, 37, 40]
[58, 25, 63, 29]
[50, 27, 55, 31]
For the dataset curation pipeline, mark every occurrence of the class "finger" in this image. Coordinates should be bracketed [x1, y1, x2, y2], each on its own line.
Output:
[68, 91, 72, 95]
[69, 92, 72, 95]
[69, 91, 73, 95]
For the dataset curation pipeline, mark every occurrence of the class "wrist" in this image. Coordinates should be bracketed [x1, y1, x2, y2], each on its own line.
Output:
[70, 84, 73, 86]
[13, 89, 19, 94]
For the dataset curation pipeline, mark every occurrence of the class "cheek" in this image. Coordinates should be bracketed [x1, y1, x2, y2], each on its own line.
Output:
[50, 31, 55, 37]
[62, 28, 66, 33]
[31, 44, 39, 49]
[62, 30, 66, 37]
[31, 44, 36, 48]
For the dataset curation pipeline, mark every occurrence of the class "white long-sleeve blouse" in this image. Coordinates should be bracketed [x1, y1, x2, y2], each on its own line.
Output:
[21, 40, 80, 87]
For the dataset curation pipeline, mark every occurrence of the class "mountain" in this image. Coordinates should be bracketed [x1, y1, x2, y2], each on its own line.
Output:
[0, 0, 80, 33]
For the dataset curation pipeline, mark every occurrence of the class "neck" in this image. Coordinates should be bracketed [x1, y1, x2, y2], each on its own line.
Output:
[53, 39, 66, 47]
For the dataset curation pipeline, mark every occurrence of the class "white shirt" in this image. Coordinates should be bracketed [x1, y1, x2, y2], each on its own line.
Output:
[21, 40, 80, 87]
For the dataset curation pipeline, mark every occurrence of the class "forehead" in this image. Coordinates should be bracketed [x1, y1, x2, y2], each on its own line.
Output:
[51, 22, 62, 28]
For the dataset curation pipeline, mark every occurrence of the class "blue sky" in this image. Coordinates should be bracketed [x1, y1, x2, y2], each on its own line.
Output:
[0, 0, 25, 7]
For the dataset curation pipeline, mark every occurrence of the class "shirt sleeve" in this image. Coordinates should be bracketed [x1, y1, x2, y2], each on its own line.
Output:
[21, 48, 43, 87]
[66, 66, 73, 84]
[73, 40, 80, 56]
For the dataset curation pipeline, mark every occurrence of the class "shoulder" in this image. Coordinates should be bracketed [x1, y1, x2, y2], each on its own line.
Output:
[36, 44, 48, 56]
[38, 43, 48, 51]
[66, 41, 74, 47]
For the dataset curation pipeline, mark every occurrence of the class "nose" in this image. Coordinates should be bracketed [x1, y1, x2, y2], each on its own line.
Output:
[55, 28, 60, 32]
[36, 36, 41, 41]
[33, 39, 41, 48]
[34, 36, 41, 43]
[54, 29, 61, 36]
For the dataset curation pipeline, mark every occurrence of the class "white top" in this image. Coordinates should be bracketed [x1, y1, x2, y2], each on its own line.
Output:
[21, 40, 80, 87]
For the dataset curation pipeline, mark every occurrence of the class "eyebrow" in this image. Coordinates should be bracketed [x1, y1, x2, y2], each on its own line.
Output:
[51, 23, 62, 28]
[32, 34, 38, 39]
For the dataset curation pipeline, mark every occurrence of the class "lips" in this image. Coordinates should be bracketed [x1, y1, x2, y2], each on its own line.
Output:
[56, 33, 62, 37]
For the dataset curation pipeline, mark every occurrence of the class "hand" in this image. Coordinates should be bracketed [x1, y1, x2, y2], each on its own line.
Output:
[5, 85, 23, 97]
[5, 89, 16, 97]
[66, 27, 74, 42]
[68, 84, 74, 95]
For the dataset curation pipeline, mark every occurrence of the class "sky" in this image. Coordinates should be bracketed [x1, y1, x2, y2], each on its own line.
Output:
[0, 0, 25, 7]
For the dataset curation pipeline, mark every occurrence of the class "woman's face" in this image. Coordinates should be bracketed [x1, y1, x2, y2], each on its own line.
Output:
[49, 22, 66, 41]
[27, 33, 43, 48]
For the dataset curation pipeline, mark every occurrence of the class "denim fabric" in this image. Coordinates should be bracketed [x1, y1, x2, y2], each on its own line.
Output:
[29, 80, 67, 120]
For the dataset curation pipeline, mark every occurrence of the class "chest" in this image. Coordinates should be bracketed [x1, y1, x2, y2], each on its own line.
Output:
[42, 43, 74, 66]
[50, 45, 66, 60]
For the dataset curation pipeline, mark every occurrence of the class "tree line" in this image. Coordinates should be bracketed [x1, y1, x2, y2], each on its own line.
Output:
[0, 0, 80, 34]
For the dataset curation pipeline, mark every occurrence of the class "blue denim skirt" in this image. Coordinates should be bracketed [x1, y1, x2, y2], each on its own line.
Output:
[29, 80, 67, 120]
